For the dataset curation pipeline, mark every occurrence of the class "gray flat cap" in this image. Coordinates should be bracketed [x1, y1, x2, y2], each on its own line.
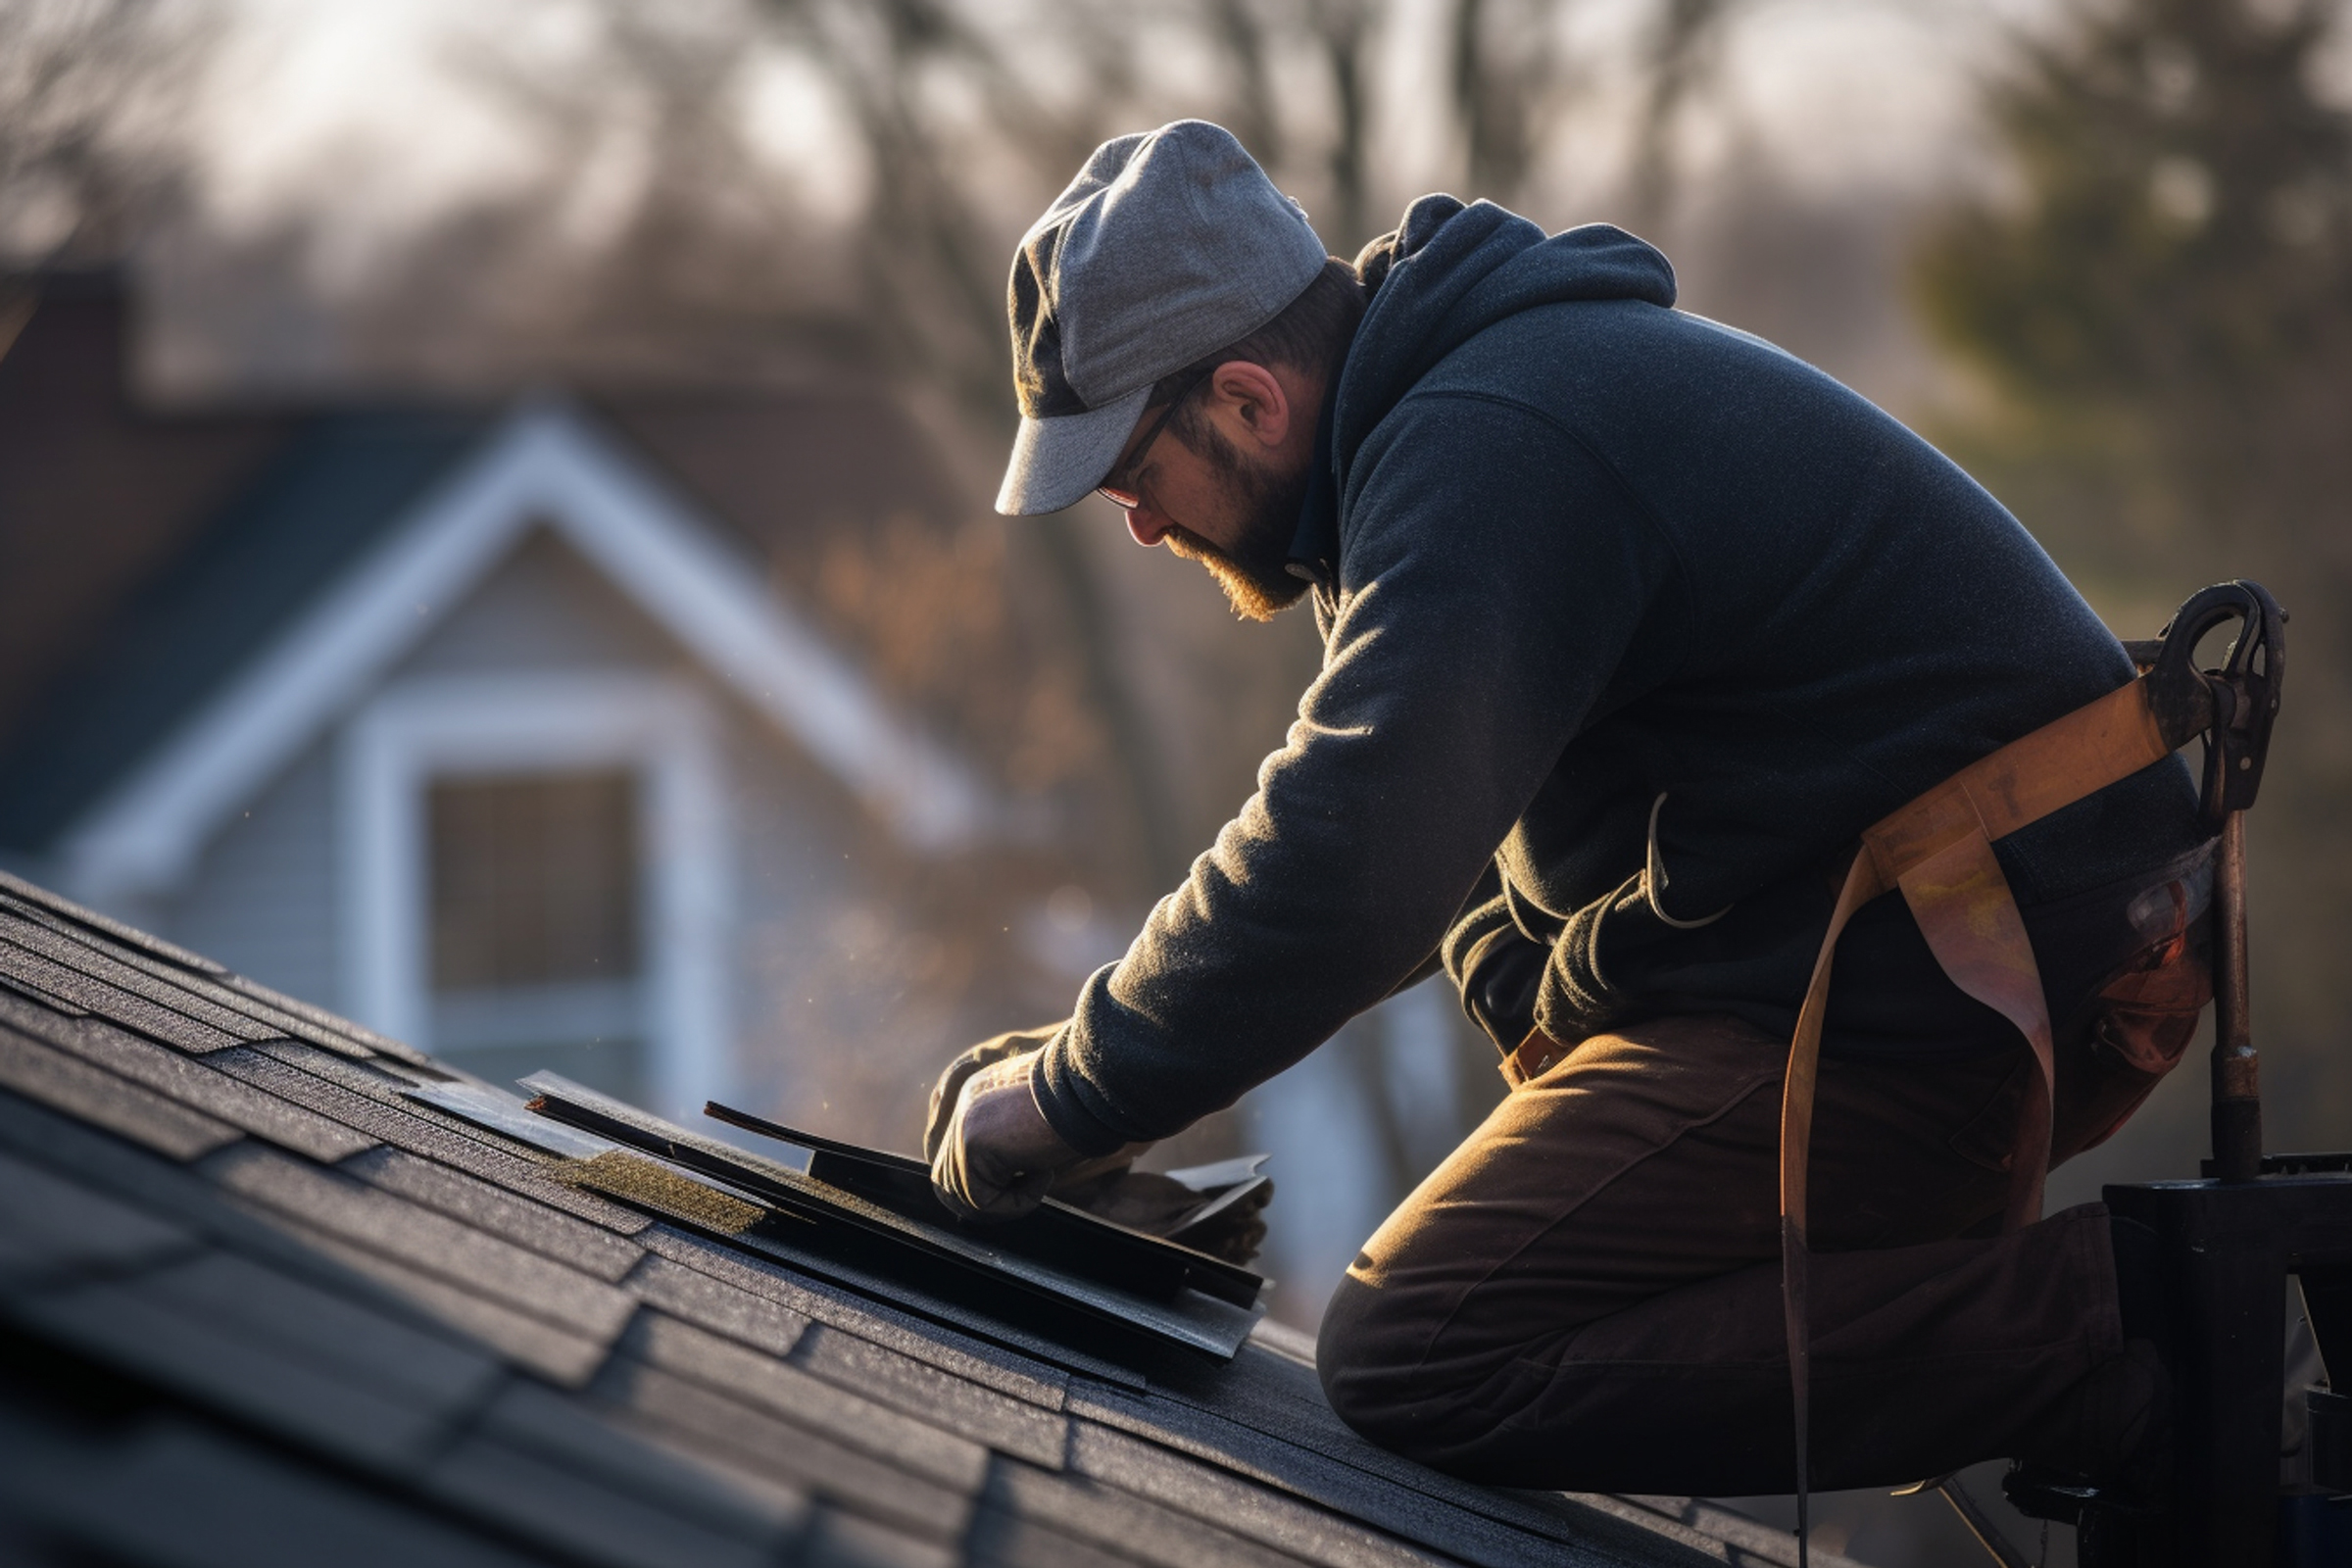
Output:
[997, 121, 1329, 516]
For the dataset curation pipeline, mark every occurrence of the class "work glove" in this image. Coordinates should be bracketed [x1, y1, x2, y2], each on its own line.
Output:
[923, 1023, 1061, 1166]
[928, 1050, 1135, 1220]
[921, 1028, 1272, 1263]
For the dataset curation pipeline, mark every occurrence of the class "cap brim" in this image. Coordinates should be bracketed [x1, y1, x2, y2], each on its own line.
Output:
[995, 384, 1153, 515]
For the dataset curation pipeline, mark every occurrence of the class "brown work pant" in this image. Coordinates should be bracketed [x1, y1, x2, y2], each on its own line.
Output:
[1317, 1003, 2194, 1495]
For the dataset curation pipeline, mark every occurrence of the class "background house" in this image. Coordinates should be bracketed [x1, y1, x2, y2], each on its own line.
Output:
[0, 274, 1060, 1133]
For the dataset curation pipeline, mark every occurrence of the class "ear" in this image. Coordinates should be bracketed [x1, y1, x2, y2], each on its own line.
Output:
[1202, 361, 1293, 452]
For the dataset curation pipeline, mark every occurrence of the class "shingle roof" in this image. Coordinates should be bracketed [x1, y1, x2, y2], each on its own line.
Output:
[0, 868, 1828, 1568]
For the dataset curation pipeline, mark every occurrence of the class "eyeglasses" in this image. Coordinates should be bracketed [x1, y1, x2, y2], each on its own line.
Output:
[1096, 367, 1212, 512]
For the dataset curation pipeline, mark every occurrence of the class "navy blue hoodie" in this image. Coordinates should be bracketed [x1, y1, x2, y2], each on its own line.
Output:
[1031, 197, 2205, 1155]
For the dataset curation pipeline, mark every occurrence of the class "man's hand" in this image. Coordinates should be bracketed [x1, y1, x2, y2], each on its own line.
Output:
[923, 1023, 1061, 1166]
[929, 1052, 1097, 1221]
[922, 1027, 1268, 1260]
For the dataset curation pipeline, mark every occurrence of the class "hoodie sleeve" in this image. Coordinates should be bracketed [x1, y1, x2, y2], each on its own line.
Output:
[1031, 393, 1687, 1152]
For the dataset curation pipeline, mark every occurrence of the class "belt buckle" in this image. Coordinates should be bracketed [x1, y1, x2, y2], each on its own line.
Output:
[1502, 1030, 1567, 1090]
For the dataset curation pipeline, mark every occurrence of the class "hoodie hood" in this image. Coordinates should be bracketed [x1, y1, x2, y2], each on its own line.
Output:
[1332, 196, 1677, 476]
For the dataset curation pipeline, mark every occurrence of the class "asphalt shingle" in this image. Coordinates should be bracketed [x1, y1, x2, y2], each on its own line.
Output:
[220, 1042, 655, 1235]
[618, 1183, 1153, 1391]
[270, 1213, 621, 1387]
[0, 933, 250, 1053]
[0, 908, 287, 1044]
[423, 1429, 787, 1568]
[594, 1353, 981, 1542]
[0, 1146, 198, 1286]
[0, 1409, 542, 1568]
[5, 1265, 458, 1471]
[471, 1374, 813, 1536]
[0, 1020, 240, 1161]
[980, 1458, 1325, 1568]
[219, 965, 436, 1063]
[5, 1003, 373, 1161]
[793, 1320, 1073, 1470]
[0, 887, 395, 1063]
[205, 1143, 639, 1339]
[0, 873, 229, 977]
[635, 1222, 1098, 1400]
[340, 1143, 647, 1281]
[122, 1248, 502, 1412]
[805, 1508, 962, 1568]
[1066, 1421, 1460, 1568]
[626, 1308, 991, 1492]
[0, 1088, 424, 1293]
[1066, 1379, 1690, 1568]
[623, 1250, 810, 1359]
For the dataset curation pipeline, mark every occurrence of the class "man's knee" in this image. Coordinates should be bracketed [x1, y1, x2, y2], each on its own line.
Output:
[1316, 1266, 1475, 1457]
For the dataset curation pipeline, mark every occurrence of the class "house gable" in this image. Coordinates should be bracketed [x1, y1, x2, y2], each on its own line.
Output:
[42, 400, 996, 905]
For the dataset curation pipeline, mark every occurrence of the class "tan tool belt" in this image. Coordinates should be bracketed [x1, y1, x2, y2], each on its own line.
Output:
[1502, 675, 2176, 1125]
[1500, 673, 2182, 1499]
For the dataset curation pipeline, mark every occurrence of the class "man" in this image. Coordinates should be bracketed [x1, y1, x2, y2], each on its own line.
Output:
[927, 120, 2210, 1496]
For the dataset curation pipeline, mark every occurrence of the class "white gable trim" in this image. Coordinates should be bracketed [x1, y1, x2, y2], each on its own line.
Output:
[59, 400, 995, 901]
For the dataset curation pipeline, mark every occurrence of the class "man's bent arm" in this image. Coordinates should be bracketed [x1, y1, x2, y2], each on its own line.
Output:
[1033, 396, 1688, 1152]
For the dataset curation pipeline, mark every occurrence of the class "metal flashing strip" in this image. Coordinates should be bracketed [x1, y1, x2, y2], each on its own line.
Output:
[518, 1074, 1262, 1360]
[1156, 1155, 1274, 1251]
[401, 1081, 617, 1161]
[701, 1101, 1265, 1310]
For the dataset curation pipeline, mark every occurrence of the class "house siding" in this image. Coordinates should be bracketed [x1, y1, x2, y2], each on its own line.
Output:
[162, 735, 340, 1007]
[398, 525, 682, 677]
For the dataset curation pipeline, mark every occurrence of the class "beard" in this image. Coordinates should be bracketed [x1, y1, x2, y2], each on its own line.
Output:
[1162, 418, 1313, 622]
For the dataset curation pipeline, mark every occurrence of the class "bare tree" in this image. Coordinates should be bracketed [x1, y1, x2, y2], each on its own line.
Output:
[1446, 0, 1579, 203]
[0, 0, 212, 270]
[1623, 0, 1729, 232]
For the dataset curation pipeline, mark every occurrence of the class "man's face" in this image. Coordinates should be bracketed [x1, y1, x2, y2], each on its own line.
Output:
[1098, 361, 1316, 621]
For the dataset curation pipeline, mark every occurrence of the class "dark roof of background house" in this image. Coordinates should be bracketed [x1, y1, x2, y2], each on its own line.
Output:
[596, 389, 969, 578]
[0, 869, 1830, 1568]
[0, 410, 491, 848]
[0, 272, 299, 760]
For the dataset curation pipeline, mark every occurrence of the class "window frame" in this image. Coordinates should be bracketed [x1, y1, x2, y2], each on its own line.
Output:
[339, 671, 731, 1115]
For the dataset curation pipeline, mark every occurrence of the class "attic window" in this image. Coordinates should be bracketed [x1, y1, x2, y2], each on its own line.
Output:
[428, 771, 640, 988]
[425, 769, 646, 1101]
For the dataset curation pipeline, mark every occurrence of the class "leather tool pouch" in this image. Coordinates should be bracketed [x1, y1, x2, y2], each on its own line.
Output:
[2071, 925, 2212, 1156]
[2089, 926, 2212, 1078]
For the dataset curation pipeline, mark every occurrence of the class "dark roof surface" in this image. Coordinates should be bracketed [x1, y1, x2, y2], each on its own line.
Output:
[0, 869, 1835, 1568]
